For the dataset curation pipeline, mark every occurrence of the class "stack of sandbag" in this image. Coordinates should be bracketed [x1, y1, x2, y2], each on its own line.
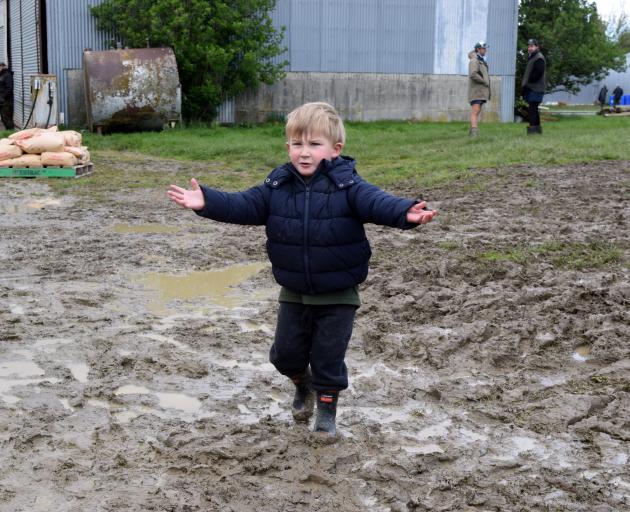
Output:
[0, 126, 90, 167]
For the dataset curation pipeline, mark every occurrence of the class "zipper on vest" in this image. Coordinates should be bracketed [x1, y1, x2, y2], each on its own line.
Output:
[303, 185, 313, 293]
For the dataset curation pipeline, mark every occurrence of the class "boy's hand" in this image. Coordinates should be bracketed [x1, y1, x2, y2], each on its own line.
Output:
[406, 201, 437, 224]
[167, 178, 205, 211]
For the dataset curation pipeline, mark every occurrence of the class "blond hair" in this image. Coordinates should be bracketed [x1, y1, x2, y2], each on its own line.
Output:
[285, 102, 345, 145]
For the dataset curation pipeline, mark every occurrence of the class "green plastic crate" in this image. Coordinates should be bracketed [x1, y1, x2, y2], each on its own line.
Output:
[0, 162, 93, 178]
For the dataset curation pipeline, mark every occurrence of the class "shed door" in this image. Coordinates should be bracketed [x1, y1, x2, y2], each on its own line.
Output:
[9, 0, 42, 128]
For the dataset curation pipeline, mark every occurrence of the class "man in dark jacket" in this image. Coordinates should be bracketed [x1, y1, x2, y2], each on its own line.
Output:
[521, 39, 546, 134]
[0, 63, 14, 129]
[613, 86, 624, 107]
[167, 102, 438, 437]
[597, 85, 608, 109]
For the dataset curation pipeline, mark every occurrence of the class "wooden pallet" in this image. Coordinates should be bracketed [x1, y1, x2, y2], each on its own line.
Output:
[0, 162, 94, 178]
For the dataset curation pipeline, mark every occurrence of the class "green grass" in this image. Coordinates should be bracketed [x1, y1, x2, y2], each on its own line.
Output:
[478, 241, 624, 270]
[437, 241, 461, 251]
[88, 116, 630, 187]
[1, 115, 629, 192]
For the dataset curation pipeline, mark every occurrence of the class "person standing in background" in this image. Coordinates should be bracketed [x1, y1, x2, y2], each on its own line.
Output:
[0, 63, 14, 130]
[467, 42, 490, 138]
[612, 85, 624, 107]
[597, 85, 608, 110]
[521, 39, 546, 135]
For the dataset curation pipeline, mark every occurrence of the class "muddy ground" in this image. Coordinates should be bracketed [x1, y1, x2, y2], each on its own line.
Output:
[0, 157, 629, 511]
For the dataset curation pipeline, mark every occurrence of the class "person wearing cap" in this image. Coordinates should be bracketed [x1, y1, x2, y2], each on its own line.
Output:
[467, 41, 490, 137]
[0, 63, 14, 129]
[521, 39, 546, 134]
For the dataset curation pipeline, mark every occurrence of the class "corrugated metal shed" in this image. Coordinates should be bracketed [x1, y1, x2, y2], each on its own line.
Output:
[46, 0, 111, 126]
[4, 0, 110, 128]
[259, 0, 519, 122]
[272, 0, 517, 77]
[9, 0, 41, 129]
[0, 1, 8, 64]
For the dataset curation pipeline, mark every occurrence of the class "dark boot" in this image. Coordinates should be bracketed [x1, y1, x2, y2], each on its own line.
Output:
[534, 125, 543, 134]
[314, 391, 338, 436]
[290, 369, 314, 422]
[527, 126, 537, 135]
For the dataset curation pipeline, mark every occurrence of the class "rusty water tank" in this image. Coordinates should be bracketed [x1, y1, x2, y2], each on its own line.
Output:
[83, 48, 181, 133]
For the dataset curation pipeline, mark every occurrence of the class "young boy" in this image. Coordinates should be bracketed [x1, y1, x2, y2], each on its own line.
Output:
[167, 102, 437, 436]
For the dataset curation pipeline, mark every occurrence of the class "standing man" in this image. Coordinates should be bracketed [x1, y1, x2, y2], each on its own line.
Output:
[521, 39, 546, 135]
[0, 63, 14, 130]
[597, 85, 608, 110]
[467, 41, 490, 138]
[612, 85, 624, 107]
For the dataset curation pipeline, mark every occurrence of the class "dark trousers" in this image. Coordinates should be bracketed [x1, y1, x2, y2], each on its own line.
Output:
[528, 101, 541, 127]
[269, 302, 357, 392]
[0, 101, 13, 129]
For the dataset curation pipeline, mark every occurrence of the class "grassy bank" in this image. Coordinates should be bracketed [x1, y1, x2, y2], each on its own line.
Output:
[80, 115, 629, 189]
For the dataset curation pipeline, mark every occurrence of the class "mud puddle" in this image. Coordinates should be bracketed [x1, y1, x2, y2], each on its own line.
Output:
[0, 160, 629, 511]
[133, 262, 270, 314]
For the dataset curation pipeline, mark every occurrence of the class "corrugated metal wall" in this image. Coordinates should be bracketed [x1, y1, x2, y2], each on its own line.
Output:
[46, 0, 111, 126]
[9, 0, 41, 129]
[272, 0, 437, 73]
[0, 1, 7, 64]
[249, 0, 519, 122]
[271, 0, 517, 77]
[487, 0, 518, 76]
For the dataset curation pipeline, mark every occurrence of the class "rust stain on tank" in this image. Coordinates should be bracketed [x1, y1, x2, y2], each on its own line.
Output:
[83, 48, 181, 133]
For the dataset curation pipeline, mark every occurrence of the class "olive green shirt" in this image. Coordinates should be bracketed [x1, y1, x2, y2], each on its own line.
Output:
[279, 286, 361, 307]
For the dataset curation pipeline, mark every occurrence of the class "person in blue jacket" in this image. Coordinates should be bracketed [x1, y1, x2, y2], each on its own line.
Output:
[167, 102, 437, 437]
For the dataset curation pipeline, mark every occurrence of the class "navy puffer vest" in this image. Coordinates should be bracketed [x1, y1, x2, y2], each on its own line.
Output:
[196, 156, 416, 294]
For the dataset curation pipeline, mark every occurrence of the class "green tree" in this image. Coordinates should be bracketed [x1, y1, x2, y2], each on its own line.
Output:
[91, 0, 287, 121]
[619, 31, 630, 52]
[606, 12, 630, 52]
[518, 0, 627, 95]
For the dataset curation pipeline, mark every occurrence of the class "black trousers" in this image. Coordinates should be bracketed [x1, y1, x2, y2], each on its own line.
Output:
[528, 101, 541, 127]
[269, 302, 357, 392]
[0, 101, 13, 129]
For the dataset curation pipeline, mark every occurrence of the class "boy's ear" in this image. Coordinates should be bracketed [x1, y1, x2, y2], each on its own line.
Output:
[333, 142, 343, 157]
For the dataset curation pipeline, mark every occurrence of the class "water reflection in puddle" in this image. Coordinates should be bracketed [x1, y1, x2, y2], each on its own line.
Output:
[210, 358, 276, 372]
[572, 345, 591, 362]
[112, 223, 180, 234]
[107, 385, 209, 424]
[0, 360, 45, 378]
[114, 385, 151, 395]
[134, 262, 269, 314]
[237, 320, 273, 334]
[155, 392, 201, 412]
[67, 363, 89, 383]
[238, 401, 286, 424]
[0, 377, 61, 404]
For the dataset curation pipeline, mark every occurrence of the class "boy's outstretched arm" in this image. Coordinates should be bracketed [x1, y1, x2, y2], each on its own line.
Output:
[167, 178, 205, 210]
[406, 201, 438, 225]
[167, 178, 269, 225]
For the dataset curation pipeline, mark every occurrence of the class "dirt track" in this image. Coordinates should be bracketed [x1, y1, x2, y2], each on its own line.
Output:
[1, 159, 629, 511]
